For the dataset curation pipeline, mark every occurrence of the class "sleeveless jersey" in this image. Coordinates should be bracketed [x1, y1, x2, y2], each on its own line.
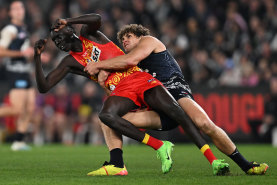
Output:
[0, 24, 33, 88]
[2, 24, 31, 74]
[138, 50, 184, 82]
[70, 36, 141, 91]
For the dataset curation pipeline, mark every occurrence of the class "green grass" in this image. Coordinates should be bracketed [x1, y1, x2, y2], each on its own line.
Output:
[0, 144, 276, 185]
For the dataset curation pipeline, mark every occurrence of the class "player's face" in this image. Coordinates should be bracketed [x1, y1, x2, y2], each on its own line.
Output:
[9, 1, 25, 22]
[51, 28, 73, 52]
[122, 33, 141, 53]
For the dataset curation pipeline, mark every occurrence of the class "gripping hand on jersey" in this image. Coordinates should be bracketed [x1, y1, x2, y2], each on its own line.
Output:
[34, 39, 47, 55]
[84, 62, 100, 75]
[98, 70, 111, 95]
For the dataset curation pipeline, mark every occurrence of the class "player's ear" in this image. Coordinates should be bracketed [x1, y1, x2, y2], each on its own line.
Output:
[66, 25, 76, 39]
[67, 25, 76, 34]
[50, 30, 55, 41]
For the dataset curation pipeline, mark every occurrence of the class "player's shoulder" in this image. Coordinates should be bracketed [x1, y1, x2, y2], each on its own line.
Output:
[141, 35, 156, 41]
[140, 36, 162, 44]
[140, 35, 165, 51]
[62, 54, 85, 69]
[61, 54, 76, 66]
[1, 24, 17, 34]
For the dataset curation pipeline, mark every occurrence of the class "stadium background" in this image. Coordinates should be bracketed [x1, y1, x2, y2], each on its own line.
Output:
[0, 0, 277, 145]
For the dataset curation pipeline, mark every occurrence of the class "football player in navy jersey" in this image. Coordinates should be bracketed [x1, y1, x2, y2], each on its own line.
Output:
[0, 1, 34, 151]
[85, 24, 269, 175]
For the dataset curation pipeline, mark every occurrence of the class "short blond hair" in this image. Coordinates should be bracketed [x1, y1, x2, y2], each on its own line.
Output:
[117, 24, 150, 44]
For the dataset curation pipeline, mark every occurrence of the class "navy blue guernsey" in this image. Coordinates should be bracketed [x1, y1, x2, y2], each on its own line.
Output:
[3, 24, 32, 88]
[138, 50, 184, 82]
[138, 50, 191, 131]
[7, 24, 28, 65]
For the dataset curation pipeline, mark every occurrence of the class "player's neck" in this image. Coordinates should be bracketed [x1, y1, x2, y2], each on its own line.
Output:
[71, 39, 83, 52]
[11, 19, 24, 26]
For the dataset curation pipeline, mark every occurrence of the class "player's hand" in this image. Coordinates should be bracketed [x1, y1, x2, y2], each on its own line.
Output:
[34, 39, 47, 55]
[98, 70, 111, 95]
[84, 62, 100, 75]
[51, 19, 67, 32]
[98, 70, 110, 88]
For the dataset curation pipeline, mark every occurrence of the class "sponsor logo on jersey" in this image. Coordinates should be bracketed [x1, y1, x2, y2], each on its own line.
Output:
[91, 46, 101, 62]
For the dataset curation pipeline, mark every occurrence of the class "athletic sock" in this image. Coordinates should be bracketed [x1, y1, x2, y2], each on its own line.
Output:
[200, 144, 217, 164]
[14, 132, 25, 142]
[109, 148, 124, 168]
[142, 133, 163, 150]
[228, 148, 252, 172]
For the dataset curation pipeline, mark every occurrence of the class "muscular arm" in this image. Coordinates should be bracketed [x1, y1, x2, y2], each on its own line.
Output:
[35, 53, 92, 93]
[34, 38, 89, 93]
[84, 36, 165, 74]
[0, 46, 23, 58]
[53, 14, 101, 35]
[70, 14, 101, 34]
[99, 37, 156, 69]
[35, 54, 72, 93]
[98, 70, 111, 95]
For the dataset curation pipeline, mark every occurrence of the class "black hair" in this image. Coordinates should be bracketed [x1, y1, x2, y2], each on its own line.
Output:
[8, 0, 25, 11]
[117, 24, 150, 44]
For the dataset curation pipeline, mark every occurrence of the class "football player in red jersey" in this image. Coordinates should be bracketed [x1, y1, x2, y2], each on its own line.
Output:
[35, 13, 228, 176]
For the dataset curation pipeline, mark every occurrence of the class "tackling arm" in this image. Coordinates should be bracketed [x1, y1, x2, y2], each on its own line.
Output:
[84, 37, 158, 75]
[98, 70, 111, 95]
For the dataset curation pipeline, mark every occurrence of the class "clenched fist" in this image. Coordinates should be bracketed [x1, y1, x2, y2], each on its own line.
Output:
[34, 39, 47, 55]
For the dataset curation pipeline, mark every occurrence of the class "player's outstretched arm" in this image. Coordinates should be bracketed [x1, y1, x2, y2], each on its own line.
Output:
[52, 13, 101, 34]
[34, 39, 72, 93]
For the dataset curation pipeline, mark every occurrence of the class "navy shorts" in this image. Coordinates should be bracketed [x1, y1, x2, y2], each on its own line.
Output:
[6, 71, 33, 89]
[158, 76, 193, 131]
[162, 76, 193, 101]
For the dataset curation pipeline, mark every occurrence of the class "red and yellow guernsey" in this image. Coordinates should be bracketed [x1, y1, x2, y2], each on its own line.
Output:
[70, 36, 141, 91]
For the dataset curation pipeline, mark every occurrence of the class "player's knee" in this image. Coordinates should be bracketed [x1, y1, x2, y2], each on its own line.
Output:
[27, 104, 35, 115]
[158, 103, 179, 117]
[98, 112, 116, 128]
[195, 118, 216, 136]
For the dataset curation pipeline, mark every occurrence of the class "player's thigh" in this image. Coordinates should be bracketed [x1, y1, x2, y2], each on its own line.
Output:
[122, 110, 162, 129]
[9, 88, 28, 113]
[101, 96, 138, 116]
[144, 85, 177, 112]
[26, 88, 36, 114]
[177, 97, 213, 128]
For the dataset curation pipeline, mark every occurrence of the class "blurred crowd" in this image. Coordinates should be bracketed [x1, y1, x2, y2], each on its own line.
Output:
[1, 0, 277, 86]
[0, 0, 277, 145]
